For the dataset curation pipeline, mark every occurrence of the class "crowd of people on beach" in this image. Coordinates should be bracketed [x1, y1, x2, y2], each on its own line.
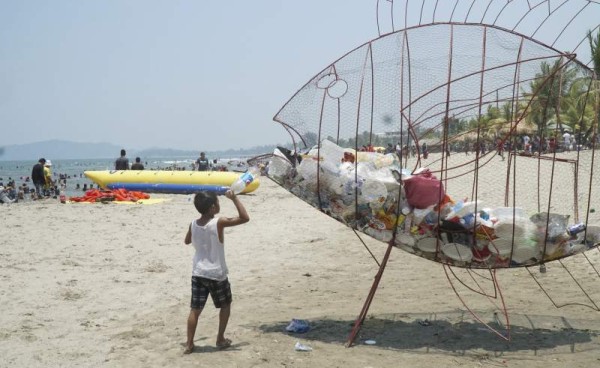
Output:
[0, 158, 55, 203]
[2, 134, 595, 206]
[1, 149, 248, 205]
[0, 157, 104, 204]
[385, 131, 598, 160]
[350, 132, 595, 162]
[1, 149, 238, 202]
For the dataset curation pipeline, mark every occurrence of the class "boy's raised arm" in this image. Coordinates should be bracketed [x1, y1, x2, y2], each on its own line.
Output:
[219, 190, 249, 228]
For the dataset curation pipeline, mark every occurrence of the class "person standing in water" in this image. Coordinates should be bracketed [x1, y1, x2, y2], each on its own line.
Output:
[196, 152, 211, 171]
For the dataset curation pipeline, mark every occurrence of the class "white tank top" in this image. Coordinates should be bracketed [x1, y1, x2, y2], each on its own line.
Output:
[191, 218, 228, 281]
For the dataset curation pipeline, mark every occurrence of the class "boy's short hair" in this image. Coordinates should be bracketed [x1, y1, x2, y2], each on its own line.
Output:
[193, 191, 217, 214]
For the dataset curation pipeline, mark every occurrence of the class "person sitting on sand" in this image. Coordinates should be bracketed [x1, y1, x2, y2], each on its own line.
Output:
[0, 185, 14, 204]
[6, 185, 17, 201]
[183, 190, 249, 354]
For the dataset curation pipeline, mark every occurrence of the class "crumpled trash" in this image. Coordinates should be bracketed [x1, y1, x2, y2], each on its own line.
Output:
[285, 319, 310, 333]
[418, 319, 432, 326]
[294, 341, 313, 352]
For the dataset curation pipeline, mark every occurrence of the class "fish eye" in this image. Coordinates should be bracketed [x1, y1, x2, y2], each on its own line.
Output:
[326, 79, 348, 99]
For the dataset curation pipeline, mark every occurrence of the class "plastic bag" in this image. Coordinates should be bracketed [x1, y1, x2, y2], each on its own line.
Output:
[402, 169, 445, 209]
[285, 319, 310, 333]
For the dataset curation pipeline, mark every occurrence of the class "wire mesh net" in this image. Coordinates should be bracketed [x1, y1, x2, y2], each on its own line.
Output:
[268, 19, 599, 270]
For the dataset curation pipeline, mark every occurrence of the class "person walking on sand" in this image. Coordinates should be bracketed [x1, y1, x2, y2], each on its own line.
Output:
[196, 152, 211, 171]
[496, 138, 505, 160]
[31, 158, 46, 197]
[43, 160, 55, 197]
[421, 142, 428, 159]
[183, 190, 249, 354]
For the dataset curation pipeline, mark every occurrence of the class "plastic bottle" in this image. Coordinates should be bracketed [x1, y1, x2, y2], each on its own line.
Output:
[59, 189, 66, 204]
[296, 158, 318, 186]
[567, 223, 586, 237]
[294, 341, 313, 352]
[269, 154, 292, 180]
[319, 139, 347, 163]
[358, 178, 387, 208]
[230, 167, 259, 194]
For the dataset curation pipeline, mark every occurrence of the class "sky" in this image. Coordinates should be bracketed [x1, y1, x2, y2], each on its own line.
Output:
[1, 0, 598, 152]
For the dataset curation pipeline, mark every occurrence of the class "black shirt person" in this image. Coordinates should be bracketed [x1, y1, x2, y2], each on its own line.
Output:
[131, 157, 144, 170]
[31, 158, 46, 196]
[196, 152, 211, 171]
[115, 149, 129, 170]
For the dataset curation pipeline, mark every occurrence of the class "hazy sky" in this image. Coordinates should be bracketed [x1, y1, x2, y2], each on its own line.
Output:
[1, 1, 598, 152]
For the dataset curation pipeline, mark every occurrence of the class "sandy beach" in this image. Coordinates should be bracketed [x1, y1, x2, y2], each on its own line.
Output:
[2, 151, 600, 368]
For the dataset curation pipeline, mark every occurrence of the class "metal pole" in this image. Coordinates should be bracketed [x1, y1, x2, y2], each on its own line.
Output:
[345, 239, 395, 347]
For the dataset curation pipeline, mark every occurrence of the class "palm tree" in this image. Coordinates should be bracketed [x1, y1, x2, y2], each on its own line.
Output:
[558, 78, 596, 135]
[589, 29, 600, 77]
[523, 59, 578, 138]
[485, 100, 531, 138]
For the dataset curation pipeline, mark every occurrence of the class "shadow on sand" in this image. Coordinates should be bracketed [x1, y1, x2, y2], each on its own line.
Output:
[257, 311, 600, 357]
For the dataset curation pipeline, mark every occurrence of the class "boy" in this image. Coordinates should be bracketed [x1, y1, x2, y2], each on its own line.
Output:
[183, 190, 249, 354]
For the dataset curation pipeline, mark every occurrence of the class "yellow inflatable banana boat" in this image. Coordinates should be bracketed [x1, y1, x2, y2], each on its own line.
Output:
[84, 170, 260, 194]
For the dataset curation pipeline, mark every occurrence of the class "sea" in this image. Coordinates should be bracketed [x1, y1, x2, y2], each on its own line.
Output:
[0, 157, 250, 198]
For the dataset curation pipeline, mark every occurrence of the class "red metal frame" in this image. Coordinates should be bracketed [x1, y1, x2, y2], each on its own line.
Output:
[268, 0, 600, 346]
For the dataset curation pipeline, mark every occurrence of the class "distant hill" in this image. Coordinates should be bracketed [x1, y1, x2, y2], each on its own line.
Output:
[0, 140, 280, 161]
[0, 140, 123, 160]
[136, 145, 277, 159]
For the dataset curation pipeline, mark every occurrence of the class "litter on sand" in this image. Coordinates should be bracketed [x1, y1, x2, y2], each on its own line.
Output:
[418, 319, 432, 326]
[294, 342, 313, 352]
[285, 319, 310, 333]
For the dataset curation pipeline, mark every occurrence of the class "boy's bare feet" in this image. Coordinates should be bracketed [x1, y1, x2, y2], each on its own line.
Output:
[216, 338, 232, 350]
[183, 344, 195, 354]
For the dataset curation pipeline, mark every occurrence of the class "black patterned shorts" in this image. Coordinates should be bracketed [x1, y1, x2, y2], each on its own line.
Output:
[190, 276, 232, 309]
